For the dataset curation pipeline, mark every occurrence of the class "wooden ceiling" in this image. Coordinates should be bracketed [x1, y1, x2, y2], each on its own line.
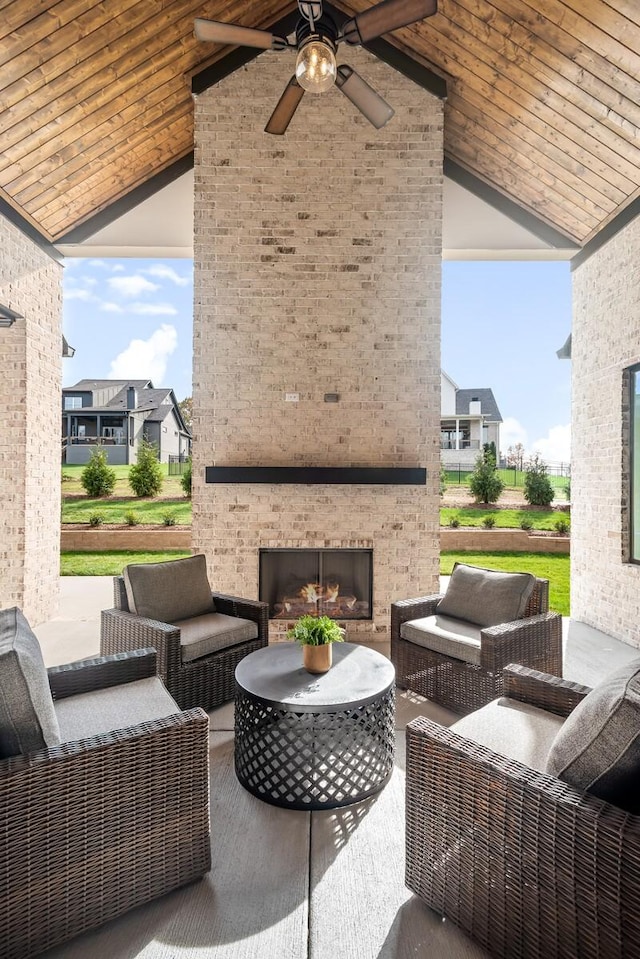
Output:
[2, 0, 639, 248]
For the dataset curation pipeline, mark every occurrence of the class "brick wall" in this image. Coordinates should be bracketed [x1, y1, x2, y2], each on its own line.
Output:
[0, 216, 62, 624]
[192, 49, 443, 640]
[572, 213, 640, 645]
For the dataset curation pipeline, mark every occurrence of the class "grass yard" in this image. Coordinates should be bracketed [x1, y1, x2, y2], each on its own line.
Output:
[440, 506, 569, 530]
[444, 468, 570, 491]
[61, 550, 192, 576]
[62, 497, 191, 525]
[441, 550, 570, 615]
[61, 464, 187, 499]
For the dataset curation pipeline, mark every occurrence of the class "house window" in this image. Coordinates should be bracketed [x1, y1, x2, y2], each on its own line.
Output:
[64, 396, 82, 410]
[629, 364, 640, 562]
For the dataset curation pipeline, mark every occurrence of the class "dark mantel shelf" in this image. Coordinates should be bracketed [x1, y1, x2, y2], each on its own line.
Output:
[205, 467, 427, 485]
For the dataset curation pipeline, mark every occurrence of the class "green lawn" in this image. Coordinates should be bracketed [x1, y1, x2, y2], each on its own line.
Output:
[441, 550, 570, 615]
[62, 497, 191, 524]
[61, 550, 192, 576]
[444, 469, 570, 491]
[61, 464, 186, 499]
[440, 506, 569, 530]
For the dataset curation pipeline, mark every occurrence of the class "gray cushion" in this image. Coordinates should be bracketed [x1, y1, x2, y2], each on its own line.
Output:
[546, 658, 640, 812]
[437, 563, 535, 627]
[176, 612, 259, 663]
[401, 615, 482, 665]
[123, 554, 214, 623]
[452, 697, 564, 772]
[55, 676, 180, 742]
[0, 606, 61, 758]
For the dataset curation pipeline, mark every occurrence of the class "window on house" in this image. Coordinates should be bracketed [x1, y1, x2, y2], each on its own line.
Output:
[64, 396, 82, 410]
[629, 364, 640, 562]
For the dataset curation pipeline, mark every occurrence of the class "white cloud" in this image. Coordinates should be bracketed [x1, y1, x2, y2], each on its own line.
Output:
[529, 424, 571, 465]
[108, 275, 159, 298]
[109, 324, 178, 384]
[146, 264, 190, 286]
[99, 302, 123, 313]
[64, 287, 93, 301]
[500, 416, 528, 453]
[129, 302, 178, 316]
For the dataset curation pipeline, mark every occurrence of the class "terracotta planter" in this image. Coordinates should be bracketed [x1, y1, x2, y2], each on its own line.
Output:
[302, 644, 332, 674]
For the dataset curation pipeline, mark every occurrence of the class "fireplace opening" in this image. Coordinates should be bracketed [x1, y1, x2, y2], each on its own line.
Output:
[259, 549, 373, 621]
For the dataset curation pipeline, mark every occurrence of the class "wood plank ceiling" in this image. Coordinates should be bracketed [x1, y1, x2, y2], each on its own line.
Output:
[1, 0, 639, 247]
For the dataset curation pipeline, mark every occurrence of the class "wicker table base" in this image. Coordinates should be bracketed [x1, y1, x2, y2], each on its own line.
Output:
[234, 643, 395, 810]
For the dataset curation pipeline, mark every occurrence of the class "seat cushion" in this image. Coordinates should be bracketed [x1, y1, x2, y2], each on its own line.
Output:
[0, 607, 61, 758]
[546, 658, 640, 812]
[452, 697, 564, 772]
[175, 612, 259, 663]
[436, 562, 536, 627]
[55, 676, 180, 742]
[400, 615, 482, 665]
[123, 554, 214, 623]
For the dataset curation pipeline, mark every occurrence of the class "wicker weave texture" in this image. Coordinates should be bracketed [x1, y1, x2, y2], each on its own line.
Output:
[0, 653, 211, 959]
[101, 579, 269, 711]
[391, 579, 563, 715]
[405, 671, 640, 958]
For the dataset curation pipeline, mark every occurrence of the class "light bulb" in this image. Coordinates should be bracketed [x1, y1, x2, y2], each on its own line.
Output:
[295, 38, 337, 93]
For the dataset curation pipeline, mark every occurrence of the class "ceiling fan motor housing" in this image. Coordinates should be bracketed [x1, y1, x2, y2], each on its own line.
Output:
[295, 13, 338, 48]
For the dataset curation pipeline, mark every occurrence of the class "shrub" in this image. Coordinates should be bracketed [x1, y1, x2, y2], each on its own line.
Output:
[523, 453, 555, 507]
[448, 517, 460, 528]
[88, 511, 103, 527]
[128, 439, 163, 497]
[482, 515, 496, 529]
[124, 510, 139, 527]
[469, 451, 504, 504]
[554, 516, 570, 535]
[181, 458, 192, 498]
[564, 479, 571, 501]
[519, 518, 533, 531]
[80, 448, 116, 497]
[162, 512, 177, 527]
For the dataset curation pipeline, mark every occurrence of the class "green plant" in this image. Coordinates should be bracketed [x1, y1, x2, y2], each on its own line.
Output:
[554, 516, 570, 535]
[524, 453, 555, 507]
[564, 479, 571, 501]
[287, 614, 345, 646]
[80, 448, 116, 497]
[162, 512, 177, 526]
[181, 457, 192, 498]
[469, 450, 504, 504]
[519, 518, 533, 531]
[128, 439, 164, 497]
[124, 510, 139, 527]
[482, 515, 496, 528]
[439, 464, 447, 497]
[88, 511, 103, 527]
[448, 517, 460, 528]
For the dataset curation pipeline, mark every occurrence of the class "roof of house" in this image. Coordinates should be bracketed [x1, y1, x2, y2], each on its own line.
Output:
[63, 380, 191, 433]
[455, 388, 503, 423]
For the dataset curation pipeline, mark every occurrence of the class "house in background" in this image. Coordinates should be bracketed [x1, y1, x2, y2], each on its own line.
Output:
[62, 379, 191, 465]
[440, 371, 503, 467]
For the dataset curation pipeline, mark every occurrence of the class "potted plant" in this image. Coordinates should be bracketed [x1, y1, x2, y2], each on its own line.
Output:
[287, 614, 345, 674]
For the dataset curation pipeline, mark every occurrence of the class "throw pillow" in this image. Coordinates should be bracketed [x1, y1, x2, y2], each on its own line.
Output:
[436, 563, 536, 627]
[546, 658, 640, 813]
[123, 554, 215, 623]
[0, 606, 61, 758]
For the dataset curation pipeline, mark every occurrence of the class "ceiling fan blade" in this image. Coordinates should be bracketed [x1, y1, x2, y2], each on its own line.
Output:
[335, 65, 394, 128]
[341, 0, 437, 45]
[194, 18, 281, 50]
[265, 77, 305, 135]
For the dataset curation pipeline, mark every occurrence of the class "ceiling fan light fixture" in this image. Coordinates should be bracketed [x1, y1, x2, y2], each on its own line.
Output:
[295, 37, 337, 93]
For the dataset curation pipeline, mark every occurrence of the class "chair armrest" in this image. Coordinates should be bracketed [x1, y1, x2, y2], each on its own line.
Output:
[502, 663, 592, 717]
[101, 608, 180, 677]
[48, 648, 157, 700]
[391, 594, 443, 635]
[212, 593, 269, 638]
[479, 611, 563, 676]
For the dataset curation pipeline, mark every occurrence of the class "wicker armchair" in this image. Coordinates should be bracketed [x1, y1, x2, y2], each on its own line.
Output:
[102, 574, 269, 712]
[391, 572, 562, 715]
[1, 646, 210, 959]
[405, 664, 640, 959]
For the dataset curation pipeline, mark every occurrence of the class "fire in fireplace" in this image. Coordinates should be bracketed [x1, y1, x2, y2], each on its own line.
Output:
[259, 549, 373, 621]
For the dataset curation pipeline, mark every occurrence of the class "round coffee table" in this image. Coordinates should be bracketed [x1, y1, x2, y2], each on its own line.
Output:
[234, 642, 395, 809]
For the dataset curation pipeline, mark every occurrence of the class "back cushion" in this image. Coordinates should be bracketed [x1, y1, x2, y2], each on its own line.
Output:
[123, 554, 214, 623]
[0, 607, 61, 759]
[546, 658, 640, 813]
[436, 563, 536, 627]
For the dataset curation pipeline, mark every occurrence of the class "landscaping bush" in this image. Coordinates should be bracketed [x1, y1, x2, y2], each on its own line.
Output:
[162, 512, 177, 526]
[88, 511, 103, 527]
[554, 516, 570, 535]
[448, 517, 460, 528]
[482, 515, 496, 528]
[564, 479, 571, 501]
[124, 510, 139, 526]
[469, 450, 504, 504]
[519, 518, 533, 531]
[128, 439, 164, 497]
[181, 457, 192, 498]
[80, 448, 116, 498]
[523, 454, 555, 507]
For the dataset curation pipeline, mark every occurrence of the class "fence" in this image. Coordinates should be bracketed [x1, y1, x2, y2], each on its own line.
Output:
[444, 463, 571, 488]
[168, 454, 190, 476]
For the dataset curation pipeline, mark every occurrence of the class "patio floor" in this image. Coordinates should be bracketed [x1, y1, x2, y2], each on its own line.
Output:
[31, 579, 639, 959]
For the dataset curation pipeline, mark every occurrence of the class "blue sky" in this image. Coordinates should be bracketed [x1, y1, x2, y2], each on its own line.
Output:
[62, 257, 572, 462]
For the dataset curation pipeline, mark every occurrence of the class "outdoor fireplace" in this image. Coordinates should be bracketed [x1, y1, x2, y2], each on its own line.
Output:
[259, 549, 373, 621]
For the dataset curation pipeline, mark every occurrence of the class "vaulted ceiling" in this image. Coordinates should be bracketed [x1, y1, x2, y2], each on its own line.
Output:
[2, 0, 639, 249]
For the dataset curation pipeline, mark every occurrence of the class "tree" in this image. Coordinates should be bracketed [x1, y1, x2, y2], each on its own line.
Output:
[128, 438, 164, 497]
[178, 396, 192, 431]
[439, 464, 448, 497]
[469, 449, 504, 504]
[505, 443, 525, 470]
[523, 453, 555, 507]
[80, 447, 116, 497]
[181, 457, 192, 498]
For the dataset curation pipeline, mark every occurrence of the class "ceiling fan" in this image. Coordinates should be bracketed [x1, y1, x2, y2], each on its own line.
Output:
[194, 0, 437, 134]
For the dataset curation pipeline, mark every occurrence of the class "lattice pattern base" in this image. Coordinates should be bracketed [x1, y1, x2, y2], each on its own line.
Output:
[235, 687, 395, 809]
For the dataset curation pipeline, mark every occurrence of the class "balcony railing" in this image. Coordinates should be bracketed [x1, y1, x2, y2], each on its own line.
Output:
[440, 440, 480, 450]
[67, 436, 125, 446]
